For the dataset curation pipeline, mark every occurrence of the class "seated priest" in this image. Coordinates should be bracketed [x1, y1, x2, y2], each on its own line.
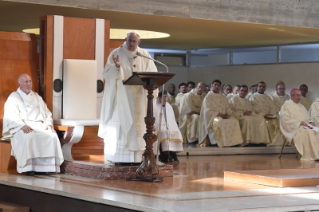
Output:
[2, 74, 64, 175]
[309, 98, 319, 126]
[250, 81, 284, 146]
[167, 83, 179, 122]
[229, 85, 270, 146]
[227, 85, 240, 100]
[222, 84, 232, 97]
[198, 80, 243, 147]
[299, 84, 313, 111]
[186, 81, 196, 93]
[246, 84, 257, 100]
[179, 82, 206, 144]
[175, 82, 187, 109]
[270, 81, 290, 114]
[280, 88, 319, 161]
[153, 90, 183, 162]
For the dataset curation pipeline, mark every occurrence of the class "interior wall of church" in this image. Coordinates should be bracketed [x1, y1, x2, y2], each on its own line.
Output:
[158, 62, 319, 101]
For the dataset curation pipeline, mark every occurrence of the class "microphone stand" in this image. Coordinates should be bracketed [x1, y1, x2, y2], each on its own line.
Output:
[136, 52, 169, 167]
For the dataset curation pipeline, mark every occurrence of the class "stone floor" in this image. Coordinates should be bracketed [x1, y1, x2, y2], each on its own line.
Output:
[1, 154, 319, 212]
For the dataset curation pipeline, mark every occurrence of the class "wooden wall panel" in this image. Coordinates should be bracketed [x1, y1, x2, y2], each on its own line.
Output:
[63, 17, 95, 60]
[39, 15, 53, 112]
[104, 20, 110, 65]
[0, 31, 38, 132]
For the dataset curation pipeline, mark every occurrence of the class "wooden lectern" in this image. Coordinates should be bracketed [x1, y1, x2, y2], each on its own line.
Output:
[124, 72, 175, 182]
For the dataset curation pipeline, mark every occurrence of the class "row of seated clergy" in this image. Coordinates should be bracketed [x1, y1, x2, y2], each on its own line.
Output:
[2, 74, 64, 175]
[280, 88, 319, 161]
[180, 80, 285, 147]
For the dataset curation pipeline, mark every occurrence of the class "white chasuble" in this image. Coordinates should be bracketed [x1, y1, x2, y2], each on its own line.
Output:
[270, 92, 290, 114]
[167, 93, 179, 122]
[250, 93, 284, 146]
[2, 88, 64, 173]
[98, 42, 158, 163]
[179, 89, 206, 143]
[229, 95, 270, 145]
[198, 92, 243, 147]
[310, 98, 319, 126]
[153, 102, 183, 154]
[280, 100, 319, 161]
[175, 92, 185, 108]
[300, 96, 313, 111]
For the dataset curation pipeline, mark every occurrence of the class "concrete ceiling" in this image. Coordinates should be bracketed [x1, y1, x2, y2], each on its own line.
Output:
[1, 1, 319, 49]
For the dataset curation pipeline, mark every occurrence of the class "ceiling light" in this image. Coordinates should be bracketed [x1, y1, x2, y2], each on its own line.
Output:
[22, 28, 170, 39]
[110, 29, 170, 39]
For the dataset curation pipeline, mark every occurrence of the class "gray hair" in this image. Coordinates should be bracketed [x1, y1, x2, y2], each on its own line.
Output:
[127, 30, 140, 40]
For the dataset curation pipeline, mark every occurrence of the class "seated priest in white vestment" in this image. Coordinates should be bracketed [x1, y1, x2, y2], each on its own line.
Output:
[153, 91, 183, 162]
[280, 88, 319, 161]
[250, 81, 284, 146]
[310, 98, 319, 126]
[227, 85, 240, 100]
[2, 74, 64, 175]
[222, 84, 232, 97]
[246, 84, 257, 100]
[229, 85, 270, 146]
[175, 82, 187, 109]
[167, 83, 179, 122]
[98, 31, 158, 163]
[186, 81, 196, 93]
[179, 82, 206, 143]
[270, 81, 290, 114]
[270, 81, 290, 145]
[299, 84, 313, 111]
[198, 80, 243, 147]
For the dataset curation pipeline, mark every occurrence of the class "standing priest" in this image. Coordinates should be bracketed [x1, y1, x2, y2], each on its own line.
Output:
[98, 31, 158, 163]
[2, 74, 64, 175]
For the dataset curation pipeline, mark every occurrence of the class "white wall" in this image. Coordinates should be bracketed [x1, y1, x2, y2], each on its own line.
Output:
[157, 62, 319, 101]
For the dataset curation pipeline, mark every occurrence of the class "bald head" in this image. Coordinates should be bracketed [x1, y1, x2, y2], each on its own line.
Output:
[196, 82, 206, 95]
[18, 74, 32, 94]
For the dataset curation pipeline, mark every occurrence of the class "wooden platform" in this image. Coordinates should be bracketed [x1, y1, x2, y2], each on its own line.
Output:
[224, 168, 319, 187]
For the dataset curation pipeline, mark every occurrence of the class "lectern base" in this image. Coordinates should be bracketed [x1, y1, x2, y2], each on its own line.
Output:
[126, 176, 163, 182]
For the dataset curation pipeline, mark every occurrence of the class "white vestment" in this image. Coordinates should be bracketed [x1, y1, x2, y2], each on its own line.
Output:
[250, 92, 284, 146]
[280, 100, 319, 161]
[98, 42, 157, 163]
[153, 102, 183, 154]
[2, 88, 64, 173]
[229, 95, 270, 145]
[175, 92, 185, 108]
[300, 96, 313, 111]
[179, 89, 206, 143]
[198, 92, 243, 147]
[309, 98, 319, 126]
[167, 93, 179, 122]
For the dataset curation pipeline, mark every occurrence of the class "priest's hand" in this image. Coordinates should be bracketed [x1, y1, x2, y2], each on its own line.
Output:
[243, 111, 251, 116]
[22, 125, 33, 134]
[45, 125, 56, 133]
[112, 55, 120, 68]
[300, 121, 307, 127]
[264, 114, 274, 119]
[310, 122, 317, 127]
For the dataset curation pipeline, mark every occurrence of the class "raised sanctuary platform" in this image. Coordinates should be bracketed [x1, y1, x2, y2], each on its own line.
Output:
[225, 168, 319, 187]
[1, 155, 319, 212]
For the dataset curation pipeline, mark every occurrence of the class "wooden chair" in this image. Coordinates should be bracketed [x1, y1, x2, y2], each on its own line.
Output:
[0, 140, 18, 174]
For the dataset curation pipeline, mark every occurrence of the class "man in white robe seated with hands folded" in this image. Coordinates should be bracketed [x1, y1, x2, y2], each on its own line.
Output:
[280, 88, 319, 161]
[2, 74, 64, 175]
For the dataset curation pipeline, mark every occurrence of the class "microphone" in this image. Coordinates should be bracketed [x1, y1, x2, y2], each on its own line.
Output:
[136, 52, 168, 71]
